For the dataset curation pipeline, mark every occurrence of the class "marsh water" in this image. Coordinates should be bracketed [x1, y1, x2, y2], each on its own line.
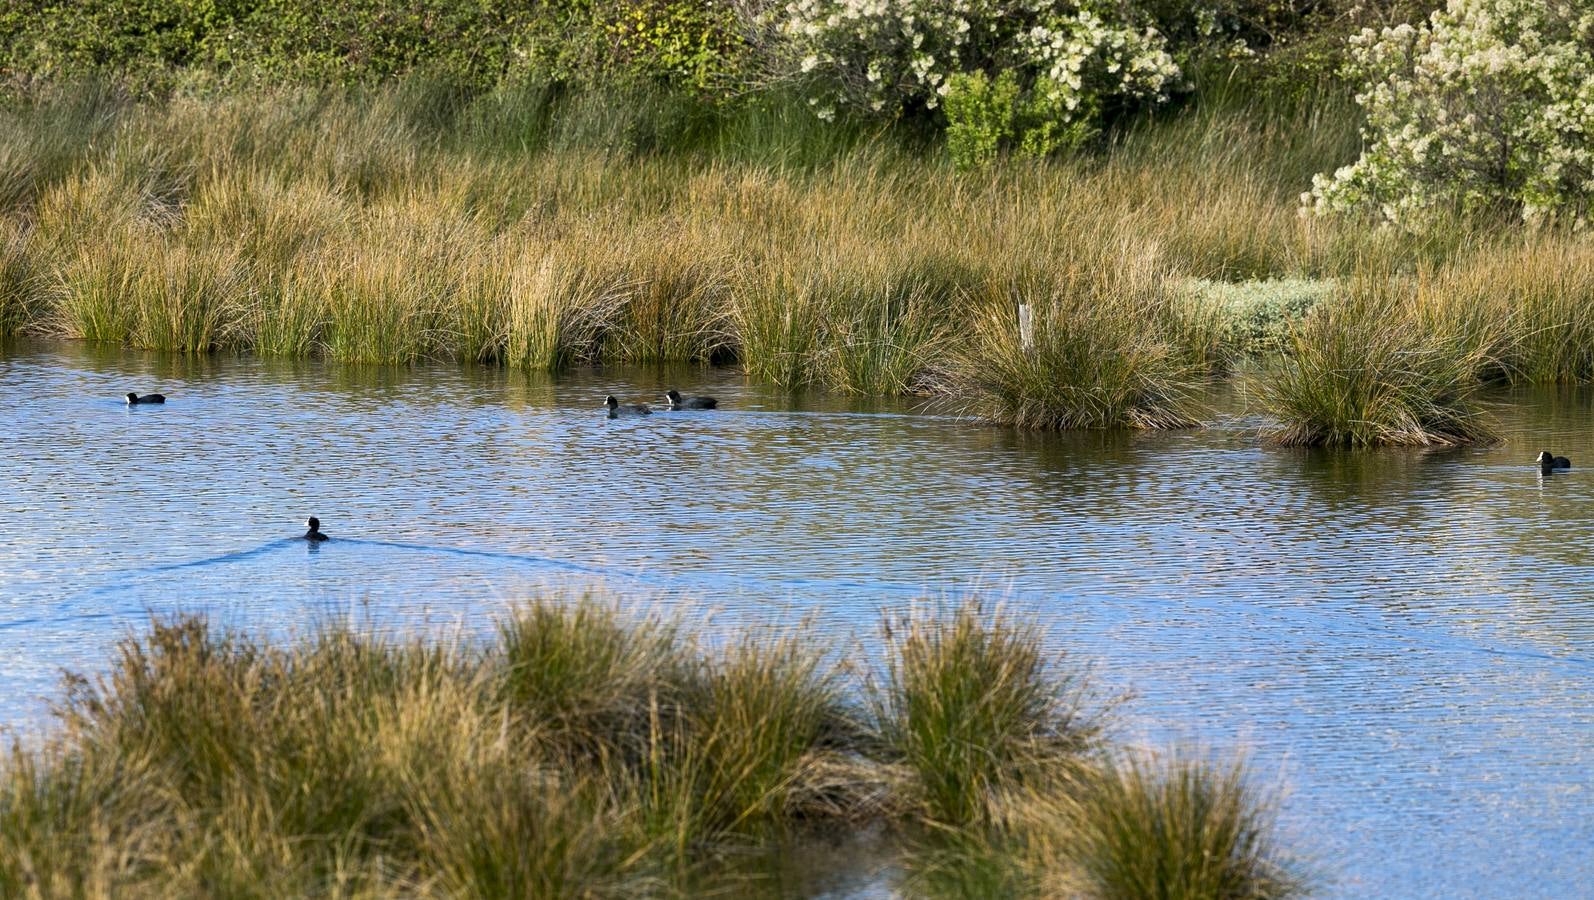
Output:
[1, 338, 1590, 897]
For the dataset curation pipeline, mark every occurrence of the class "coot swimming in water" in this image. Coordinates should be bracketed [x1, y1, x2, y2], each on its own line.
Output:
[303, 517, 330, 542]
[1537, 450, 1571, 472]
[662, 389, 718, 410]
[605, 395, 652, 418]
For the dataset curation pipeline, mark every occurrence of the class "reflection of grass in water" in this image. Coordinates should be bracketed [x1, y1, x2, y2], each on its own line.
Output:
[0, 596, 1305, 897]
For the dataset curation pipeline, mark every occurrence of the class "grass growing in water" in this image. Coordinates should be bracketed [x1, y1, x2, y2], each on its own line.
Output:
[873, 600, 1107, 826]
[1260, 276, 1500, 447]
[0, 596, 1306, 898]
[1, 79, 1582, 436]
[1012, 753, 1305, 899]
[952, 245, 1206, 430]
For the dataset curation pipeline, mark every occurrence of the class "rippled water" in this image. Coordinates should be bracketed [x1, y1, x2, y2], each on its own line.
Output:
[1, 338, 1590, 897]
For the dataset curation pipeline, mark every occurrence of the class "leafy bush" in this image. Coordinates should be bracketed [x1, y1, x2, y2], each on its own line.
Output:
[944, 69, 1097, 169]
[0, 0, 756, 93]
[780, 0, 1180, 158]
[1304, 0, 1594, 226]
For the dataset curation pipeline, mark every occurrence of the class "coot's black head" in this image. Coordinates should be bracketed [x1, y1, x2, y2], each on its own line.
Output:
[665, 389, 683, 404]
[306, 516, 322, 533]
[126, 392, 139, 404]
[1538, 450, 1554, 465]
[605, 395, 620, 410]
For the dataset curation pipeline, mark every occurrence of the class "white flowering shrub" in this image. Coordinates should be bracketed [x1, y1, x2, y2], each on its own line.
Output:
[779, 0, 1180, 160]
[1304, 0, 1594, 226]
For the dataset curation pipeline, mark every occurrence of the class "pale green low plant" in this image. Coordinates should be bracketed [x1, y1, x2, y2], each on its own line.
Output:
[1179, 276, 1335, 359]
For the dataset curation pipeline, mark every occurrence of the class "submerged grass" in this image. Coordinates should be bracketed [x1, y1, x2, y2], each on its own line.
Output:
[0, 596, 1305, 898]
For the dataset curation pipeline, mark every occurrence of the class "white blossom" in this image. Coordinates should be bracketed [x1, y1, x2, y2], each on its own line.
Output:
[1305, 0, 1594, 225]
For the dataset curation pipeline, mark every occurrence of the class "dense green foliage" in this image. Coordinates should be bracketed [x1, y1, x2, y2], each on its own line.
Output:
[0, 0, 757, 91]
[0, 0, 1443, 156]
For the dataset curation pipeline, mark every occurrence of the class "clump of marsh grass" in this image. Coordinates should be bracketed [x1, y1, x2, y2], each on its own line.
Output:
[599, 227, 732, 365]
[0, 596, 1308, 895]
[1013, 753, 1307, 900]
[32, 612, 656, 896]
[1433, 237, 1594, 384]
[495, 599, 689, 761]
[51, 235, 247, 352]
[1260, 276, 1499, 447]
[502, 246, 624, 370]
[730, 260, 830, 388]
[872, 600, 1107, 826]
[951, 249, 1206, 430]
[313, 229, 456, 365]
[635, 630, 852, 856]
[819, 273, 952, 395]
[0, 223, 36, 335]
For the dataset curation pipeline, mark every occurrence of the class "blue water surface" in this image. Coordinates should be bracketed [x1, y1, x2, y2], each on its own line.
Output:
[0, 339, 1589, 898]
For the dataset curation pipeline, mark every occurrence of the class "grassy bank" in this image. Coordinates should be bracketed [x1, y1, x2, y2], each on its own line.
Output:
[0, 80, 1588, 440]
[0, 597, 1304, 898]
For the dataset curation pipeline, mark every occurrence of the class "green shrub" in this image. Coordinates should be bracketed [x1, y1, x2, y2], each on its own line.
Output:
[0, 0, 755, 93]
[944, 70, 1098, 169]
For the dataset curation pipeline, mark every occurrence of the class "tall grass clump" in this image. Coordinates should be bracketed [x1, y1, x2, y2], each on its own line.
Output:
[0, 596, 1309, 894]
[0, 222, 35, 335]
[495, 599, 689, 762]
[1433, 236, 1594, 384]
[873, 601, 1106, 826]
[20, 612, 656, 896]
[313, 225, 458, 365]
[951, 245, 1205, 430]
[1014, 754, 1307, 900]
[819, 272, 952, 395]
[502, 247, 622, 370]
[1260, 276, 1500, 447]
[636, 630, 853, 856]
[731, 261, 831, 389]
[599, 228, 731, 365]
